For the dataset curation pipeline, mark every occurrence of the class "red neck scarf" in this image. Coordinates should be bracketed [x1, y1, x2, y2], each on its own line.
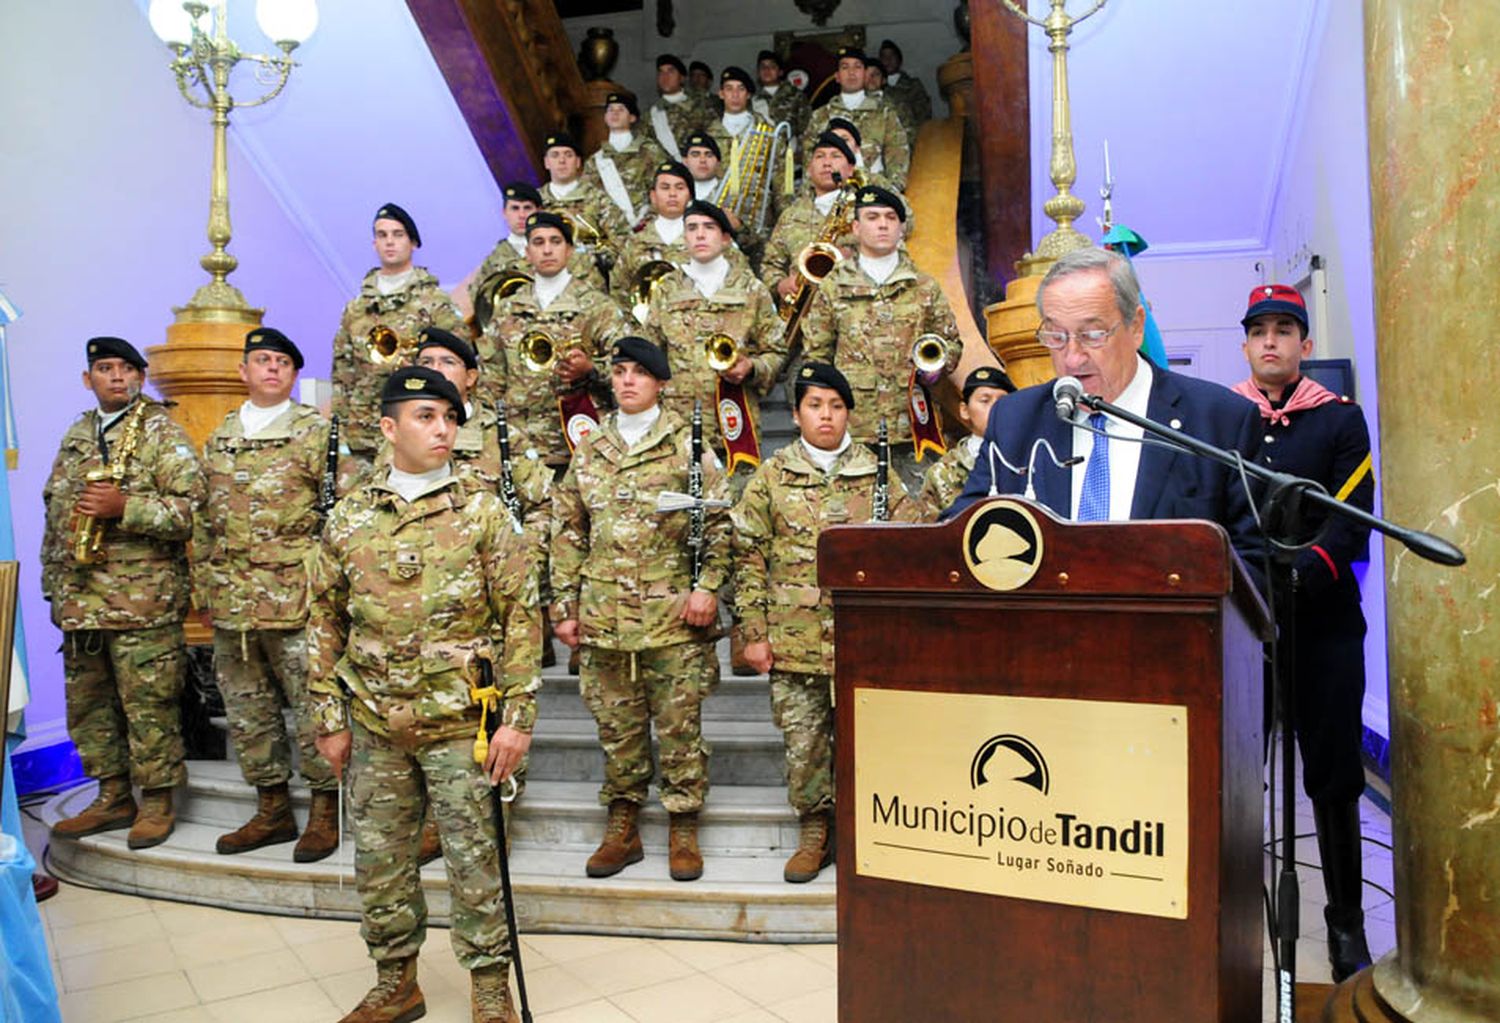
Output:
[1231, 375, 1337, 426]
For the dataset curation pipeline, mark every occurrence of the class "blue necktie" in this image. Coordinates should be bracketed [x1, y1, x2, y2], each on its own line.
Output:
[1077, 413, 1110, 521]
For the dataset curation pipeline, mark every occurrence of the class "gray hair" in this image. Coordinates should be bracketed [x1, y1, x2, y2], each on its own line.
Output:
[1035, 247, 1143, 325]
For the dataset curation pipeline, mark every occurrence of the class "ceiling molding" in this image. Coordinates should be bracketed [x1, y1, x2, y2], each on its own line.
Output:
[1137, 238, 1271, 262]
[1254, 0, 1330, 253]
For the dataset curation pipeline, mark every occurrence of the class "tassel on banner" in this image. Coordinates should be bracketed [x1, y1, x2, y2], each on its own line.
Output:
[906, 369, 947, 462]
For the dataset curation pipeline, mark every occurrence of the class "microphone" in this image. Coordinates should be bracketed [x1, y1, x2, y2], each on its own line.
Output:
[1053, 376, 1084, 422]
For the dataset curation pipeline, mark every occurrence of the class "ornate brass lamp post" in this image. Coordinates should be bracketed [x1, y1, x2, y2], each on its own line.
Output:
[143, 0, 316, 445]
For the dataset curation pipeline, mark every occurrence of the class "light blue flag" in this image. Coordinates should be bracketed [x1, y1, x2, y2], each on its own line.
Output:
[1102, 225, 1169, 370]
[0, 291, 29, 719]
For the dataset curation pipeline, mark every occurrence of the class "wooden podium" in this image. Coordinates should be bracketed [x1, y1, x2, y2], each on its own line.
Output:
[818, 498, 1271, 1022]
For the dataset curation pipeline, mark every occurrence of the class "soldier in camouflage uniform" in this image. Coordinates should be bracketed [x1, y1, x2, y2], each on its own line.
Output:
[705, 66, 791, 267]
[193, 328, 340, 863]
[913, 365, 1015, 519]
[330, 203, 467, 480]
[551, 338, 731, 883]
[753, 50, 810, 149]
[733, 362, 913, 882]
[802, 47, 911, 190]
[476, 211, 628, 470]
[689, 60, 722, 117]
[309, 366, 539, 1023]
[762, 132, 859, 305]
[614, 161, 695, 315]
[646, 54, 716, 161]
[468, 182, 603, 328]
[863, 59, 915, 145]
[879, 39, 934, 141]
[582, 92, 666, 228]
[539, 131, 630, 286]
[799, 185, 961, 494]
[43, 337, 205, 850]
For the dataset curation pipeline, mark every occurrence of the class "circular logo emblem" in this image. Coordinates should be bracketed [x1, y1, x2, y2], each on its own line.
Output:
[566, 413, 597, 446]
[787, 69, 810, 90]
[961, 499, 1044, 592]
[911, 389, 930, 425]
[718, 399, 743, 441]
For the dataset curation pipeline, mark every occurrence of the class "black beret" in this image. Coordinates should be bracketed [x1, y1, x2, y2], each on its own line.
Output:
[374, 203, 421, 247]
[85, 336, 147, 371]
[502, 182, 543, 206]
[684, 199, 735, 237]
[656, 53, 687, 75]
[243, 327, 304, 370]
[417, 326, 478, 370]
[611, 336, 671, 381]
[542, 131, 582, 157]
[381, 366, 467, 425]
[856, 184, 907, 221]
[826, 117, 862, 147]
[757, 49, 781, 67]
[525, 211, 574, 244]
[794, 361, 854, 410]
[682, 132, 721, 160]
[689, 60, 711, 76]
[719, 66, 755, 92]
[836, 46, 867, 63]
[653, 160, 694, 192]
[879, 39, 903, 59]
[605, 91, 640, 118]
[963, 365, 1017, 400]
[812, 131, 856, 166]
[863, 56, 884, 71]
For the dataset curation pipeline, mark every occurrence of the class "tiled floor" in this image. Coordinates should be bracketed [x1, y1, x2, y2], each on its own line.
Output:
[22, 782, 1396, 1022]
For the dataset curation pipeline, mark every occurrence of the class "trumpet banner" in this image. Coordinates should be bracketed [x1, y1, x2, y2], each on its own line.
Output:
[906, 369, 947, 462]
[715, 378, 759, 472]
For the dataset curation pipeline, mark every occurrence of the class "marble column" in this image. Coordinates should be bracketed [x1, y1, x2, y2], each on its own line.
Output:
[1355, 1, 1500, 1020]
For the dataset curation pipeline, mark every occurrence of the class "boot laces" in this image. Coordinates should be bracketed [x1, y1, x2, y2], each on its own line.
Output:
[605, 804, 634, 838]
[360, 960, 408, 1004]
[799, 815, 827, 849]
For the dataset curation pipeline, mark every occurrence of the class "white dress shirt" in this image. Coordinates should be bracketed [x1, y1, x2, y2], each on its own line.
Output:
[1069, 355, 1153, 521]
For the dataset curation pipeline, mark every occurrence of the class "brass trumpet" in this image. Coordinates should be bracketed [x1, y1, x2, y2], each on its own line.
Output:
[911, 333, 951, 376]
[519, 329, 557, 373]
[367, 325, 417, 366]
[703, 332, 740, 374]
[631, 259, 677, 325]
[472, 268, 533, 332]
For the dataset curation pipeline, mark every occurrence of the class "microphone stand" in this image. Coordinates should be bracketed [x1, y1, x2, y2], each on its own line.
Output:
[1079, 392, 1464, 1023]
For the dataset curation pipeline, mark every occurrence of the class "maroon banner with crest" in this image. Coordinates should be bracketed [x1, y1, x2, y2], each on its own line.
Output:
[907, 369, 947, 461]
[715, 378, 760, 472]
[558, 390, 602, 453]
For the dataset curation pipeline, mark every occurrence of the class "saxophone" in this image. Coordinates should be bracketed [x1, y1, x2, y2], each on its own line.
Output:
[782, 168, 866, 348]
[71, 397, 149, 564]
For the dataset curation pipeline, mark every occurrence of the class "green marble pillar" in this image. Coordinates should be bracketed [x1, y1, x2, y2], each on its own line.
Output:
[1364, 1, 1500, 1019]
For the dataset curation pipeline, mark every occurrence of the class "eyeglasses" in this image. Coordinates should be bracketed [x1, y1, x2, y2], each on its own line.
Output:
[1035, 322, 1123, 350]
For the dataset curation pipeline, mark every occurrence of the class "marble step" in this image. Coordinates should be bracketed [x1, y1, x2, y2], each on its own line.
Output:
[527, 715, 789, 787]
[40, 773, 835, 942]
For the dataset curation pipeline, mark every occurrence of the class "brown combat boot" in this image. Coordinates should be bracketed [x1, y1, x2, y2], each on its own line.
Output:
[126, 787, 176, 850]
[783, 811, 834, 883]
[668, 811, 703, 881]
[294, 789, 341, 863]
[417, 818, 442, 866]
[339, 956, 425, 1023]
[730, 626, 757, 677]
[52, 776, 135, 839]
[470, 963, 519, 1023]
[585, 799, 643, 878]
[216, 782, 298, 855]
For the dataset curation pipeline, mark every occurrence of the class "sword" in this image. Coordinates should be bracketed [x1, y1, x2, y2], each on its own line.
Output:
[476, 659, 532, 1023]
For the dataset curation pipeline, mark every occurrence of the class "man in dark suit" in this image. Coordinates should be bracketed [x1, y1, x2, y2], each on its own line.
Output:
[950, 247, 1265, 587]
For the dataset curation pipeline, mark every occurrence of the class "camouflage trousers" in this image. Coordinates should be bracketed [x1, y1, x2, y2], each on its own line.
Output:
[769, 670, 834, 815]
[579, 641, 715, 813]
[63, 623, 187, 790]
[348, 720, 512, 970]
[213, 627, 336, 792]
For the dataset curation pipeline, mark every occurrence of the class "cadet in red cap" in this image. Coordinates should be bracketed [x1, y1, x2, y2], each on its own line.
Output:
[1232, 283, 1376, 982]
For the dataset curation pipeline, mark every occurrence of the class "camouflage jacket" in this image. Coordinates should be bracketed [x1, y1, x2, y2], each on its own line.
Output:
[41, 397, 205, 631]
[732, 440, 912, 675]
[467, 236, 603, 311]
[760, 190, 856, 293]
[647, 93, 717, 159]
[583, 132, 667, 220]
[914, 435, 979, 520]
[883, 74, 933, 138]
[372, 399, 552, 566]
[330, 268, 466, 456]
[613, 216, 693, 310]
[550, 407, 731, 651]
[803, 95, 911, 190]
[307, 472, 541, 741]
[193, 403, 330, 631]
[476, 274, 628, 466]
[753, 85, 811, 143]
[644, 264, 787, 455]
[799, 253, 961, 442]
[540, 179, 631, 256]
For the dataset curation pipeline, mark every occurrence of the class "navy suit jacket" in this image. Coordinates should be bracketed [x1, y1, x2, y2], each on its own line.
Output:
[950, 362, 1266, 588]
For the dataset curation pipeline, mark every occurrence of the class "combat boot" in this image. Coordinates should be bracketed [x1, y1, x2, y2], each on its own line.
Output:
[470, 963, 519, 1023]
[127, 787, 176, 850]
[417, 818, 442, 866]
[783, 811, 834, 883]
[293, 789, 341, 863]
[585, 799, 643, 878]
[668, 811, 703, 881]
[216, 782, 298, 855]
[339, 956, 425, 1023]
[52, 776, 135, 839]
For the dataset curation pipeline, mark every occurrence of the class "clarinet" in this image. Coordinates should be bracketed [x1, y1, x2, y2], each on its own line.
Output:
[495, 401, 525, 534]
[873, 417, 890, 522]
[316, 414, 340, 532]
[688, 399, 705, 587]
